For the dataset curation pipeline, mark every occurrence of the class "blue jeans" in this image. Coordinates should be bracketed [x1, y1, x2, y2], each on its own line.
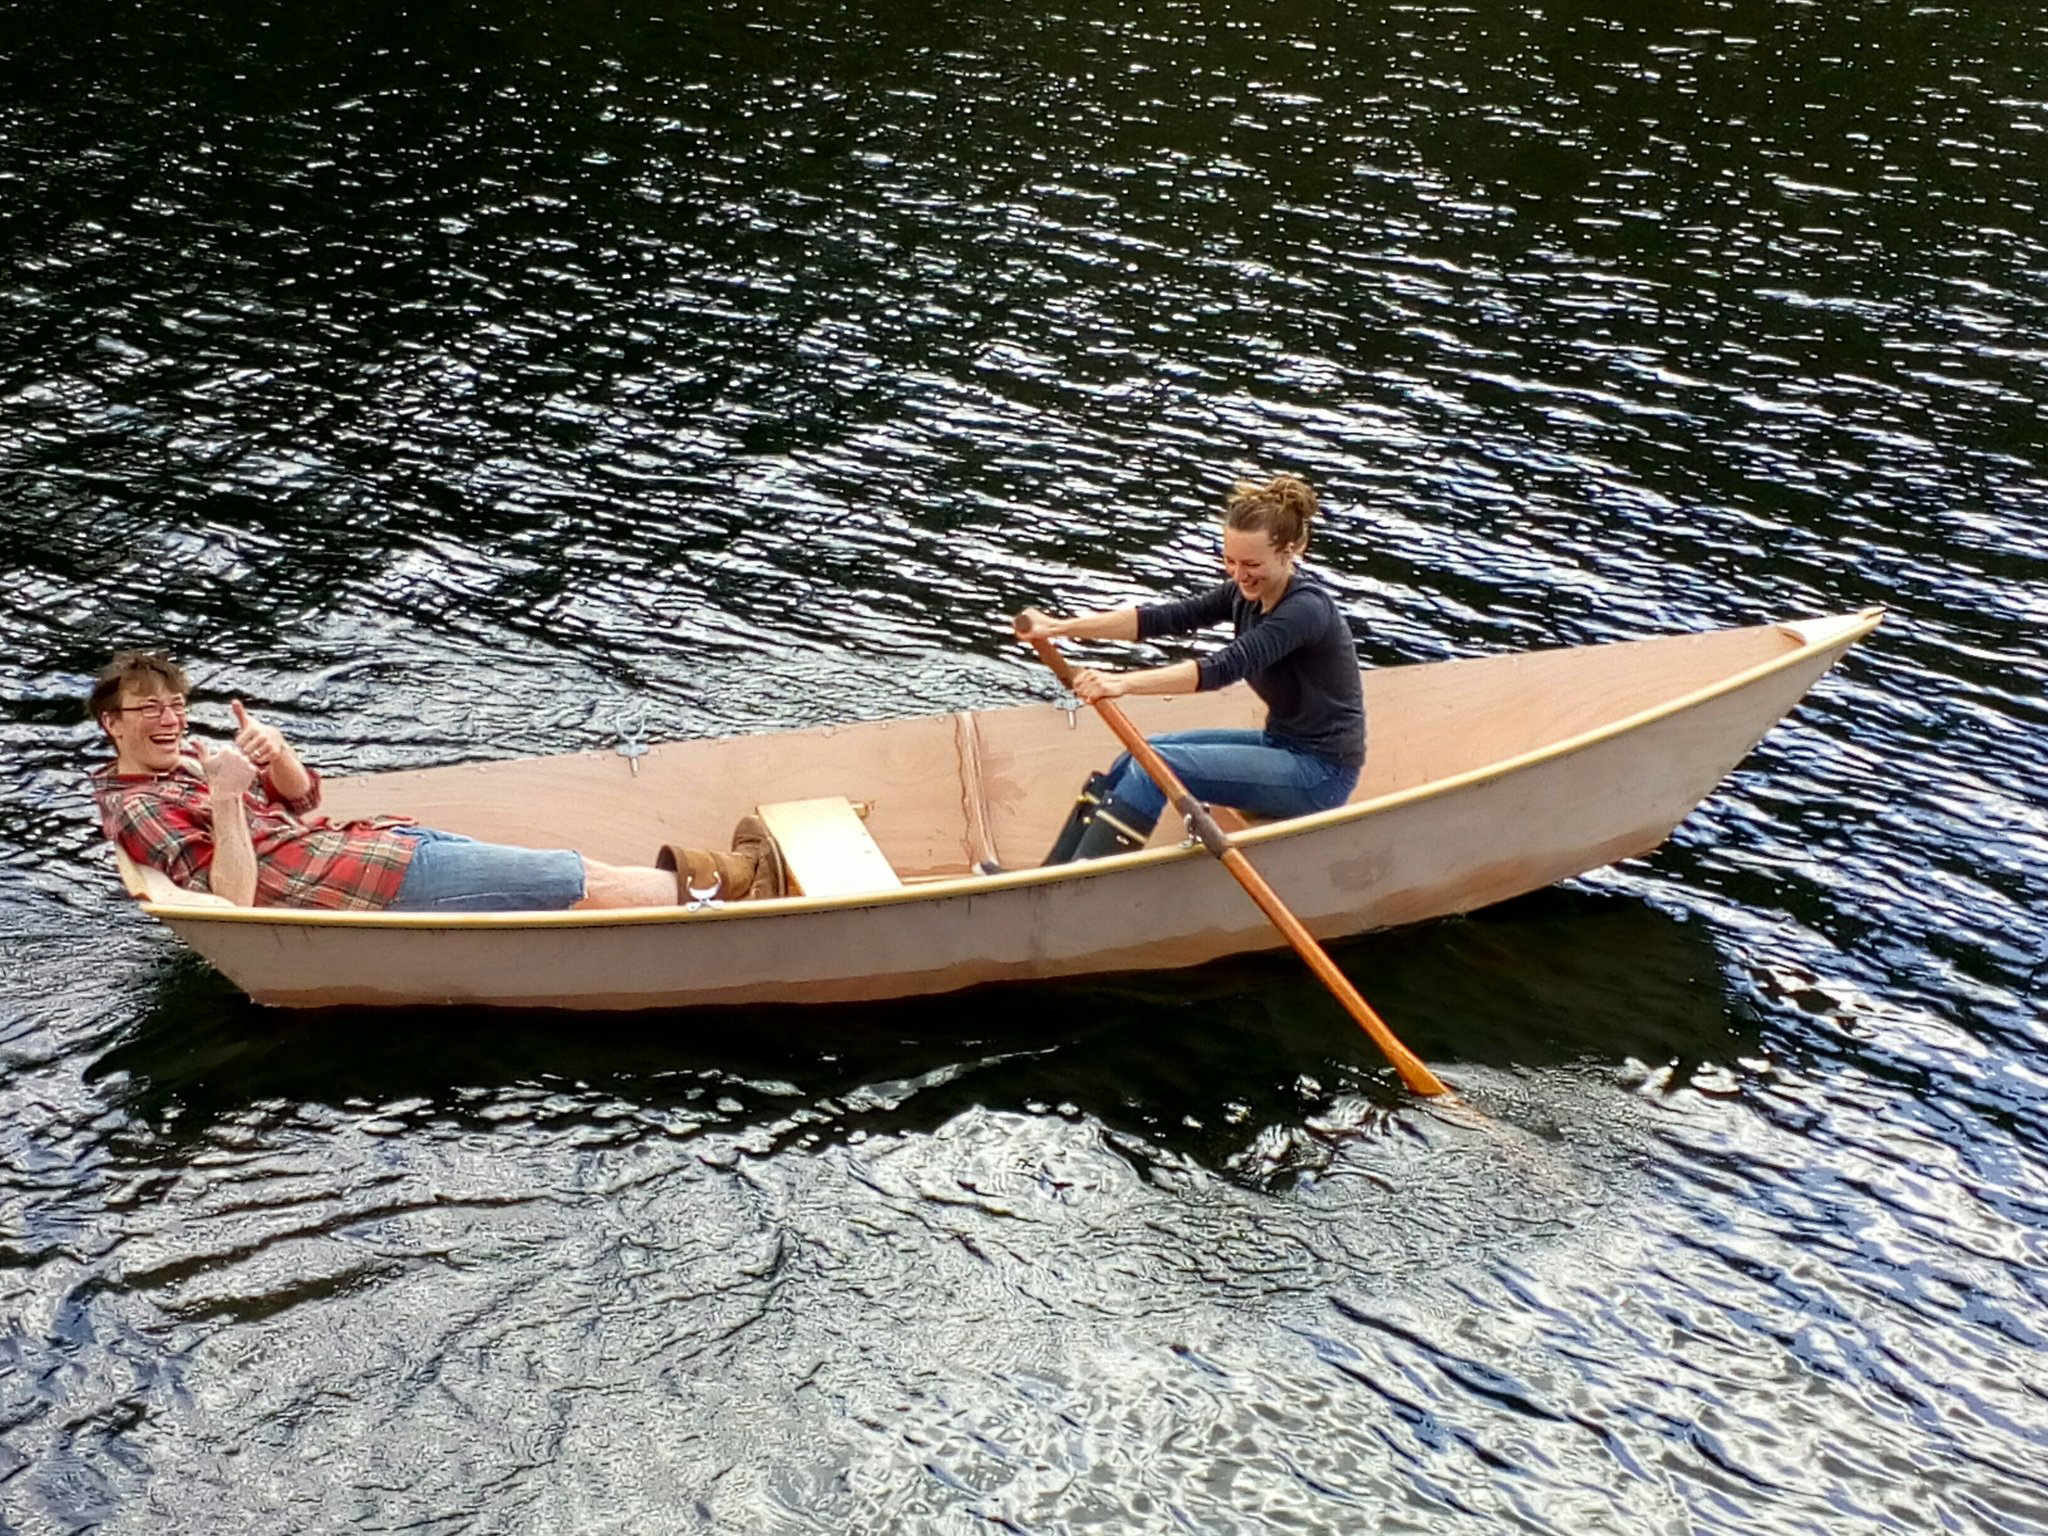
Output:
[1102, 728, 1361, 831]
[386, 828, 588, 912]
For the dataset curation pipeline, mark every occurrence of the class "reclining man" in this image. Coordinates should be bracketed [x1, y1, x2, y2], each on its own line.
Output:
[89, 650, 781, 911]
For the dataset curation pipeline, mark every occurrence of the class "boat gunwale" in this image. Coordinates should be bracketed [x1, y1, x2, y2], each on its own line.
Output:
[137, 608, 1883, 932]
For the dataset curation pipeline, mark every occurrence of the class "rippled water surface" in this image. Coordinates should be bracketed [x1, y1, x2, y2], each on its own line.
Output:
[4, 1, 2046, 1531]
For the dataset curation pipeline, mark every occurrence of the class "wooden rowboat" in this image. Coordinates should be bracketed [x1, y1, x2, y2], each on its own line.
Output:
[115, 610, 1881, 1010]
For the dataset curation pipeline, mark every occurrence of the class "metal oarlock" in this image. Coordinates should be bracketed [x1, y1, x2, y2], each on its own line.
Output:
[1055, 689, 1081, 729]
[1181, 801, 1228, 853]
[613, 706, 649, 776]
[1018, 625, 1448, 1097]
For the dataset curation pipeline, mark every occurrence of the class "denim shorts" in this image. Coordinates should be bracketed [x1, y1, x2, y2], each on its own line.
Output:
[385, 828, 588, 913]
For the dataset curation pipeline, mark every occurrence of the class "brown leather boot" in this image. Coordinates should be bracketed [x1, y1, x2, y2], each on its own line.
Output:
[655, 816, 789, 902]
[655, 843, 757, 902]
[729, 814, 787, 899]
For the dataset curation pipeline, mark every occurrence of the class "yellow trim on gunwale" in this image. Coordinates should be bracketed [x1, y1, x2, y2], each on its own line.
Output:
[143, 609, 1882, 933]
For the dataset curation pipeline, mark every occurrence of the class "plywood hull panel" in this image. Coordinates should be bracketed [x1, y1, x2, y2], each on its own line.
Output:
[144, 613, 1877, 1010]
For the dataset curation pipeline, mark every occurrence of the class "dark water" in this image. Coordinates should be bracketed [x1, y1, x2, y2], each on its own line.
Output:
[4, 1, 2046, 1530]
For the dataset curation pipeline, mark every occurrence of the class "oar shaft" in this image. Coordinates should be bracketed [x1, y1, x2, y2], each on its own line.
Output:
[1024, 633, 1447, 1096]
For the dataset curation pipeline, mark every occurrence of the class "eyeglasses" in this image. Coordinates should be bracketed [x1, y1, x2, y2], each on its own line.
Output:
[113, 697, 188, 720]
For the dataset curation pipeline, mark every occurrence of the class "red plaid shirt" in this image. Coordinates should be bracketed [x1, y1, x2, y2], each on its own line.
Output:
[93, 759, 419, 911]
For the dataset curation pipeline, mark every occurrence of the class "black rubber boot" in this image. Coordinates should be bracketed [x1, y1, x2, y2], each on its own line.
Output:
[1066, 800, 1154, 861]
[1039, 771, 1117, 866]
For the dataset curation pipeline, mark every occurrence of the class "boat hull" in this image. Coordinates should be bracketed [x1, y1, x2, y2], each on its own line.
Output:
[143, 613, 1875, 1009]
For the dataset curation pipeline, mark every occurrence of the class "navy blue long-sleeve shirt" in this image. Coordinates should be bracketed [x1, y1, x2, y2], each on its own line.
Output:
[1135, 571, 1366, 765]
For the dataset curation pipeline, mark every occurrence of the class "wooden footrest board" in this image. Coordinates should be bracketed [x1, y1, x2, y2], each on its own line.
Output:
[756, 797, 904, 899]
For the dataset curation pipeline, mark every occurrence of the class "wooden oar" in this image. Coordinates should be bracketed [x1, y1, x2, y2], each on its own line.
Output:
[1020, 627, 1448, 1097]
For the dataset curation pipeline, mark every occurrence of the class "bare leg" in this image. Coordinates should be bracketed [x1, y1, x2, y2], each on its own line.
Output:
[573, 858, 679, 909]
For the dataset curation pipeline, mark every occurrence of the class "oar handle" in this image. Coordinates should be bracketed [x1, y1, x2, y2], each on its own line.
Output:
[1020, 626, 1447, 1097]
[1025, 634, 1230, 855]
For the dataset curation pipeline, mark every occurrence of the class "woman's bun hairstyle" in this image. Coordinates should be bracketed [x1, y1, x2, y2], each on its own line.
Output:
[1223, 474, 1318, 551]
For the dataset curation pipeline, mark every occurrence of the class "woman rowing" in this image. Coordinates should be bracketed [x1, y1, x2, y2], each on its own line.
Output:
[1013, 473, 1365, 864]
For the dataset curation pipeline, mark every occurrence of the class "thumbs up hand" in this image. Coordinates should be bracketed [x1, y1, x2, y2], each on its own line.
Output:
[195, 736, 259, 797]
[230, 699, 287, 773]
[223, 697, 314, 801]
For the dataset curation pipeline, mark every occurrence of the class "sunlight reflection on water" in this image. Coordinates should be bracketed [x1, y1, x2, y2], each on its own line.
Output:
[3, 0, 2046, 1530]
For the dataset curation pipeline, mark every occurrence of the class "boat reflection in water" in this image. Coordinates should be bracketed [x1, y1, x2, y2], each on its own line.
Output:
[98, 882, 1756, 1183]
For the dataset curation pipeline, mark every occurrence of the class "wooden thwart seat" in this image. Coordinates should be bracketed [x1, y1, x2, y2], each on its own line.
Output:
[756, 798, 904, 899]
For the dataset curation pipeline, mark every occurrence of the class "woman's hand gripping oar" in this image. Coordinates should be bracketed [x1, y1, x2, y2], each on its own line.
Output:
[1017, 620, 1449, 1097]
